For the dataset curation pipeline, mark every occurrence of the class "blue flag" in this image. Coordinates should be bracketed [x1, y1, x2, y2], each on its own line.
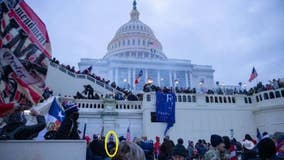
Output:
[48, 98, 65, 122]
[155, 92, 176, 135]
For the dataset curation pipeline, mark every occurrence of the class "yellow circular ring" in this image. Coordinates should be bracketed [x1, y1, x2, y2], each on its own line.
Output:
[104, 130, 119, 158]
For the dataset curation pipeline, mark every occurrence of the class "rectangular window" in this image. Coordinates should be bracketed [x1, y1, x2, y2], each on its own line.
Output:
[151, 112, 164, 122]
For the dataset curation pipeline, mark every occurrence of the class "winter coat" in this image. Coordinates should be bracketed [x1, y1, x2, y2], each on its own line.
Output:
[54, 117, 80, 139]
[0, 115, 46, 140]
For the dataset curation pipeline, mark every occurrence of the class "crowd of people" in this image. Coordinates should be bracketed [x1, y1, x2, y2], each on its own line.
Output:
[85, 132, 284, 160]
[51, 57, 284, 99]
[73, 84, 142, 101]
[143, 78, 284, 97]
[1, 98, 284, 160]
[246, 79, 284, 96]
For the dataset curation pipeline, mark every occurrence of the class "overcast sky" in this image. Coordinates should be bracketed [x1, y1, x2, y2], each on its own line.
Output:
[25, 0, 284, 87]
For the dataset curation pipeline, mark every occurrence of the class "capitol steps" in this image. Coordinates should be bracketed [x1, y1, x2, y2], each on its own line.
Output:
[46, 62, 123, 97]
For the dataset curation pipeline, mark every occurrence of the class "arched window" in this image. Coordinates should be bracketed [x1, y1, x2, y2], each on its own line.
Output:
[275, 91, 281, 98]
[232, 97, 236, 103]
[219, 97, 223, 103]
[188, 95, 191, 102]
[146, 94, 151, 101]
[178, 95, 182, 102]
[248, 97, 252, 103]
[215, 97, 218, 103]
[182, 95, 186, 102]
[259, 95, 263, 101]
[206, 96, 209, 103]
[269, 92, 275, 99]
[223, 97, 227, 103]
[264, 93, 269, 100]
[192, 96, 196, 102]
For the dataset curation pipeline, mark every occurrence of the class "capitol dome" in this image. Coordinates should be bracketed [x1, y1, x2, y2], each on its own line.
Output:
[103, 0, 167, 60]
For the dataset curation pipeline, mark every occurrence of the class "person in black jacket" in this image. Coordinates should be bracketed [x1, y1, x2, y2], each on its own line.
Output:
[54, 101, 80, 139]
[0, 109, 46, 140]
[87, 134, 107, 160]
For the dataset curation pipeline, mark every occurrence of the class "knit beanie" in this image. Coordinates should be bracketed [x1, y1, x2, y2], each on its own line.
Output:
[62, 101, 78, 115]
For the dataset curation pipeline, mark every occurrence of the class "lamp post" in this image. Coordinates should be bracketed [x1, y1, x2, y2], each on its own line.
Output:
[123, 78, 128, 90]
[174, 80, 179, 93]
[160, 78, 164, 87]
[147, 78, 153, 84]
[221, 82, 225, 94]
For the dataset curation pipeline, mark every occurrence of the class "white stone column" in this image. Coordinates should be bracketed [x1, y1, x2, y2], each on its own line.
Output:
[185, 72, 189, 88]
[189, 73, 193, 88]
[145, 69, 148, 83]
[132, 69, 136, 90]
[109, 69, 114, 82]
[173, 71, 177, 81]
[157, 70, 161, 87]
[115, 68, 118, 84]
[169, 71, 172, 87]
[128, 68, 131, 87]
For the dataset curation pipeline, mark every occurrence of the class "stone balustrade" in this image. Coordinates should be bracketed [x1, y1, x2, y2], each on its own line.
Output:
[0, 140, 86, 160]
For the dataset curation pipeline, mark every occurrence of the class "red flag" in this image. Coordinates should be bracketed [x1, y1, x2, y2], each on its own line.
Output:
[249, 67, 258, 82]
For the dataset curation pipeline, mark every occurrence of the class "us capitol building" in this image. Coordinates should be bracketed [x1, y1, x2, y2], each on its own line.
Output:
[78, 1, 214, 92]
[44, 1, 284, 143]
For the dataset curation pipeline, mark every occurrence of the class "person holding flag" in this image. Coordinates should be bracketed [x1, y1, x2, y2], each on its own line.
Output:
[54, 100, 80, 139]
[0, 0, 52, 116]
[0, 108, 46, 140]
[41, 98, 65, 139]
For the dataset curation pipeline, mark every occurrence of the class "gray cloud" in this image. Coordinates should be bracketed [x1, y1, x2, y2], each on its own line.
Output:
[26, 0, 284, 86]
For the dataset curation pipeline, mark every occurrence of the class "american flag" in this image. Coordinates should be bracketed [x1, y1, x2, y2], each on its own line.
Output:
[126, 126, 131, 141]
[249, 67, 258, 82]
[134, 70, 143, 84]
[83, 66, 92, 74]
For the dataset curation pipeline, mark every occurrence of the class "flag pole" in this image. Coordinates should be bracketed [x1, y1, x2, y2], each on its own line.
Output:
[82, 123, 87, 139]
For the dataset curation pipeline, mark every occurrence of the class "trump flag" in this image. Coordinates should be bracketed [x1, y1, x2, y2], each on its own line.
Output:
[0, 0, 52, 116]
[155, 92, 176, 135]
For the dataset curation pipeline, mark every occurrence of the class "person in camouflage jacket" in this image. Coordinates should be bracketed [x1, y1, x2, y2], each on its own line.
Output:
[204, 134, 225, 160]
